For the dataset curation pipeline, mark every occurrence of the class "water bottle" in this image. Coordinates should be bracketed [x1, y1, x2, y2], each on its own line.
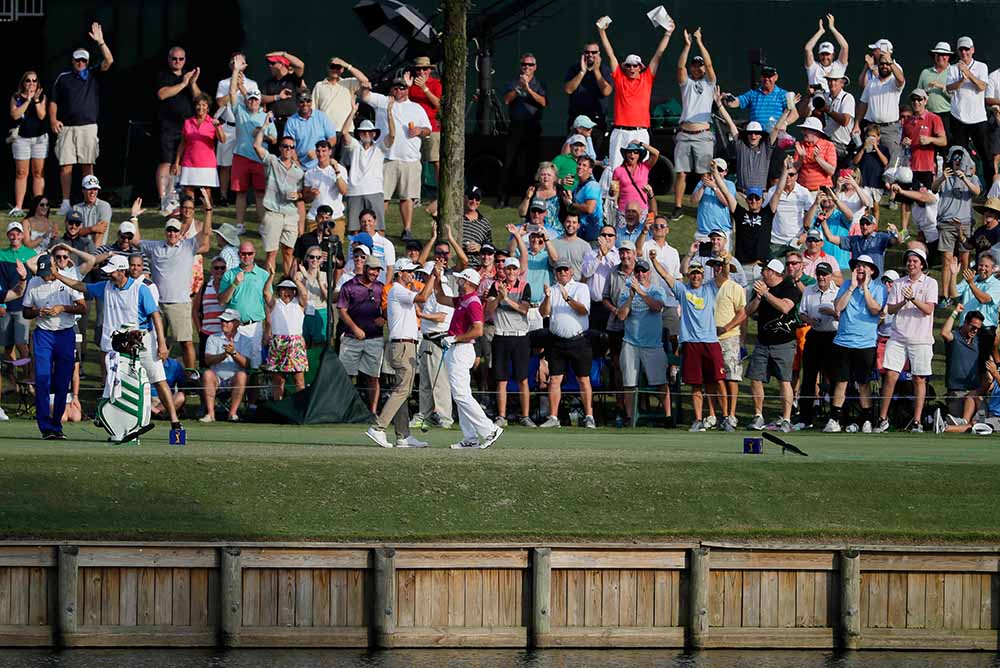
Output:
[569, 410, 580, 427]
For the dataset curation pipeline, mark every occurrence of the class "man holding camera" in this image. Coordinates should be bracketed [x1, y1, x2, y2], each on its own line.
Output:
[935, 145, 981, 303]
[799, 65, 854, 166]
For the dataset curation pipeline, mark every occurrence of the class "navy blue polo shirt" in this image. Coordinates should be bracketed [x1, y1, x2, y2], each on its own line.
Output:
[50, 66, 102, 126]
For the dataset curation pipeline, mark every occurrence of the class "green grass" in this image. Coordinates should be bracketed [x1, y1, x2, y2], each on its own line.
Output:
[2, 419, 999, 543]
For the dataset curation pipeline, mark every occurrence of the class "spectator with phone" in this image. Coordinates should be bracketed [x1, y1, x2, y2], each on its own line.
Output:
[934, 145, 980, 304]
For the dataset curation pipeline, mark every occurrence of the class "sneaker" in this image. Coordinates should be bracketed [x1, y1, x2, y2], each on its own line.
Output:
[727, 415, 739, 430]
[946, 414, 968, 426]
[748, 414, 766, 430]
[198, 414, 215, 423]
[539, 415, 561, 428]
[778, 419, 793, 433]
[793, 422, 807, 431]
[7, 208, 24, 218]
[494, 416, 508, 428]
[450, 439, 480, 449]
[873, 418, 889, 433]
[703, 415, 718, 429]
[938, 297, 953, 309]
[57, 200, 71, 216]
[671, 206, 683, 221]
[722, 418, 735, 433]
[583, 415, 596, 429]
[396, 436, 429, 448]
[50, 431, 67, 440]
[401, 229, 414, 242]
[0, 407, 9, 421]
[688, 420, 706, 433]
[408, 413, 425, 429]
[518, 415, 537, 428]
[910, 422, 923, 433]
[846, 423, 859, 433]
[365, 426, 393, 448]
[934, 408, 946, 435]
[863, 420, 874, 433]
[228, 414, 240, 422]
[480, 427, 504, 449]
[822, 418, 841, 433]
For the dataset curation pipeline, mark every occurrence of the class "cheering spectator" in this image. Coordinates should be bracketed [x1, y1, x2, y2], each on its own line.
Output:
[521, 226, 558, 310]
[283, 92, 337, 171]
[193, 256, 227, 365]
[357, 212, 396, 282]
[612, 141, 659, 225]
[956, 251, 1000, 365]
[498, 53, 548, 208]
[616, 258, 668, 426]
[856, 54, 905, 162]
[214, 53, 258, 205]
[709, 254, 747, 431]
[794, 117, 837, 193]
[935, 146, 980, 303]
[219, 243, 268, 368]
[9, 71, 47, 217]
[200, 308, 254, 422]
[72, 175, 111, 244]
[21, 196, 56, 251]
[253, 116, 304, 275]
[566, 157, 603, 242]
[683, 230, 746, 286]
[947, 37, 991, 183]
[821, 211, 898, 275]
[227, 56, 275, 231]
[797, 262, 838, 427]
[733, 187, 777, 272]
[552, 213, 590, 280]
[801, 229, 842, 281]
[804, 15, 849, 90]
[902, 89, 947, 185]
[936, 305, 985, 432]
[312, 57, 369, 133]
[617, 201, 648, 247]
[460, 186, 492, 248]
[553, 135, 587, 188]
[302, 140, 348, 239]
[296, 245, 330, 348]
[260, 51, 305, 137]
[262, 274, 308, 401]
[891, 181, 939, 254]
[50, 23, 113, 215]
[408, 57, 442, 194]
[156, 47, 200, 205]
[765, 157, 811, 253]
[486, 257, 534, 428]
[337, 255, 385, 414]
[875, 248, 938, 432]
[672, 28, 717, 219]
[852, 125, 890, 220]
[691, 158, 736, 241]
[173, 94, 225, 197]
[564, 42, 612, 139]
[972, 198, 1000, 259]
[581, 225, 620, 329]
[602, 239, 637, 417]
[0, 222, 36, 368]
[814, 65, 856, 165]
[562, 115, 599, 159]
[342, 102, 390, 231]
[918, 42, 955, 138]
[639, 215, 682, 353]
[717, 98, 789, 193]
[724, 65, 795, 131]
[519, 162, 562, 235]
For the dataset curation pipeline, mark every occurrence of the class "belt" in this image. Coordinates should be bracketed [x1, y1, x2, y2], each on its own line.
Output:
[495, 330, 528, 337]
[390, 338, 417, 343]
[223, 121, 236, 127]
[557, 332, 587, 341]
[679, 127, 711, 134]
[241, 319, 262, 326]
[874, 120, 898, 126]
[613, 125, 646, 131]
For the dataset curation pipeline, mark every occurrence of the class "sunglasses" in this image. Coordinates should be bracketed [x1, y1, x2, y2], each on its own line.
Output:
[653, 223, 668, 229]
[73, 58, 88, 63]
[786, 260, 802, 266]
[434, 250, 450, 256]
[211, 266, 226, 271]
[599, 232, 616, 238]
[392, 85, 406, 90]
[54, 255, 70, 260]
[634, 268, 650, 273]
[280, 144, 296, 149]
[416, 66, 432, 71]
[308, 255, 322, 260]
[25, 78, 37, 83]
[239, 251, 255, 256]
[119, 233, 134, 240]
[171, 56, 186, 61]
[66, 221, 82, 226]
[521, 62, 537, 67]
[467, 195, 481, 201]
[786, 172, 798, 177]
[555, 267, 572, 272]
[38, 202, 49, 207]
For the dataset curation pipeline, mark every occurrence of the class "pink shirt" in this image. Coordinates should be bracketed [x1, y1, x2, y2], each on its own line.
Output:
[802, 252, 841, 278]
[448, 291, 484, 337]
[181, 116, 218, 169]
[888, 273, 939, 345]
[613, 162, 651, 210]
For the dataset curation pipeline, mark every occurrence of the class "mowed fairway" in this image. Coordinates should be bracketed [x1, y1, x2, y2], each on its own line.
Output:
[1, 419, 998, 543]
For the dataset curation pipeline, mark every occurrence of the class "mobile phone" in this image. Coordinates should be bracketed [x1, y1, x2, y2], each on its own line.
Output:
[698, 241, 714, 257]
[723, 94, 737, 104]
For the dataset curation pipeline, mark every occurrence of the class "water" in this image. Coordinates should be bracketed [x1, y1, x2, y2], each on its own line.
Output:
[2, 650, 1000, 668]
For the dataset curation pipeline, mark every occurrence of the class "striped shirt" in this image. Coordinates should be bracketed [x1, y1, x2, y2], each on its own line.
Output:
[199, 280, 224, 336]
[462, 214, 492, 247]
[737, 86, 790, 129]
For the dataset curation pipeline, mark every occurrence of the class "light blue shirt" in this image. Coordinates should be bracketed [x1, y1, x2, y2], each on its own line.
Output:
[521, 250, 552, 305]
[672, 281, 720, 343]
[839, 232, 893, 274]
[616, 225, 643, 247]
[693, 180, 736, 237]
[573, 178, 603, 241]
[958, 275, 1000, 328]
[282, 109, 337, 170]
[618, 283, 667, 347]
[233, 103, 276, 163]
[814, 209, 851, 269]
[833, 281, 887, 349]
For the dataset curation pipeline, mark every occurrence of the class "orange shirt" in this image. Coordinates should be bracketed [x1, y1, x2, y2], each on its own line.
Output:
[796, 139, 837, 191]
[611, 68, 654, 128]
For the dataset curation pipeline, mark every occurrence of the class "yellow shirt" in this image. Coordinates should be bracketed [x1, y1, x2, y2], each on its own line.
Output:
[714, 279, 746, 341]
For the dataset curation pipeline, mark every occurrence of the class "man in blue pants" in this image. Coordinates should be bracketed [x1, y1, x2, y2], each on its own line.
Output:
[23, 254, 86, 439]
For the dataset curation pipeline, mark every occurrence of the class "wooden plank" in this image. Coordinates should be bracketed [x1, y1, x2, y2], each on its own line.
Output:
[861, 628, 998, 651]
[906, 573, 926, 629]
[867, 572, 888, 629]
[500, 570, 519, 627]
[81, 567, 101, 627]
[388, 625, 528, 648]
[635, 570, 654, 628]
[235, 626, 369, 647]
[395, 570, 415, 628]
[138, 569, 155, 626]
[0, 547, 56, 567]
[413, 570, 432, 627]
[981, 574, 995, 631]
[673, 571, 684, 628]
[925, 572, 944, 629]
[238, 548, 369, 569]
[619, 570, 637, 627]
[742, 571, 761, 628]
[258, 569, 277, 627]
[0, 568, 11, 624]
[277, 569, 296, 627]
[759, 571, 778, 628]
[482, 569, 500, 627]
[723, 570, 742, 628]
[46, 568, 57, 632]
[62, 626, 218, 648]
[77, 547, 219, 569]
[347, 569, 366, 626]
[862, 554, 1000, 573]
[153, 568, 172, 626]
[708, 570, 725, 627]
[447, 569, 465, 626]
[101, 568, 120, 627]
[584, 569, 601, 627]
[312, 570, 330, 627]
[330, 569, 347, 627]
[27, 567, 47, 626]
[550, 569, 567, 627]
[814, 571, 832, 628]
[709, 551, 836, 571]
[601, 570, 620, 628]
[394, 549, 528, 569]
[430, 569, 449, 627]
[463, 569, 482, 628]
[189, 569, 209, 628]
[207, 569, 220, 627]
[550, 550, 686, 570]
[703, 626, 836, 649]
[795, 571, 815, 627]
[652, 570, 669, 628]
[777, 571, 796, 628]
[241, 569, 260, 627]
[859, 572, 870, 629]
[887, 572, 906, 629]
[537, 626, 686, 648]
[295, 569, 313, 628]
[962, 573, 981, 630]
[566, 570, 585, 627]
[943, 573, 963, 630]
[171, 568, 190, 627]
[0, 624, 54, 646]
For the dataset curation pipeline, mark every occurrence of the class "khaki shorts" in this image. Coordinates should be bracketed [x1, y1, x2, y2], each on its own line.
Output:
[160, 302, 194, 343]
[620, 341, 668, 387]
[260, 211, 299, 252]
[383, 160, 421, 200]
[339, 336, 385, 377]
[719, 335, 743, 382]
[55, 124, 99, 165]
[421, 131, 441, 163]
[937, 221, 971, 256]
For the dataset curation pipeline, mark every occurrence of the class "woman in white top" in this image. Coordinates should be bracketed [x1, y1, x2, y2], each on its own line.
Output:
[297, 244, 329, 348]
[263, 272, 308, 400]
[21, 195, 56, 251]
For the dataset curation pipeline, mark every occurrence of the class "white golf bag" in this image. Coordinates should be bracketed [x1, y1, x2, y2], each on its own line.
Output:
[97, 327, 153, 443]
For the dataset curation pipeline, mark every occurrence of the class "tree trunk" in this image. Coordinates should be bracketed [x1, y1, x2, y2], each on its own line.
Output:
[439, 0, 467, 238]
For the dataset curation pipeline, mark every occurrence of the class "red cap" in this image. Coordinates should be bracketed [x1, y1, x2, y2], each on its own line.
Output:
[267, 54, 291, 66]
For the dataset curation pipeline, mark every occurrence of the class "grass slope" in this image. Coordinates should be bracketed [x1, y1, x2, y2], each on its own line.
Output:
[1, 420, 998, 543]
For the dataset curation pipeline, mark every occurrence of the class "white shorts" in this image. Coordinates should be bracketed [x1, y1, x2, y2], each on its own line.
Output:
[216, 126, 237, 167]
[12, 134, 48, 161]
[179, 166, 220, 188]
[620, 341, 668, 387]
[882, 339, 933, 377]
[236, 321, 263, 369]
[339, 336, 384, 377]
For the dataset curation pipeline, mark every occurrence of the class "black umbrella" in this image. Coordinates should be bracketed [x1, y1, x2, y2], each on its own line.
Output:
[353, 0, 436, 56]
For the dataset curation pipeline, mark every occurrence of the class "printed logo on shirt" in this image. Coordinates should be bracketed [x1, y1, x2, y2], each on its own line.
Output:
[742, 212, 763, 229]
[686, 291, 706, 310]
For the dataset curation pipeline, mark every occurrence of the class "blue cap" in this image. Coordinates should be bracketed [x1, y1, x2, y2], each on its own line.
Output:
[747, 187, 764, 198]
[351, 232, 374, 251]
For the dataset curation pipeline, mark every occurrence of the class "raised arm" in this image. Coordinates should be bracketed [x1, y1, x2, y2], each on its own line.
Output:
[253, 114, 272, 161]
[90, 23, 113, 72]
[676, 29, 692, 84]
[596, 22, 619, 72]
[647, 25, 674, 77]
[827, 15, 849, 65]
[803, 18, 824, 68]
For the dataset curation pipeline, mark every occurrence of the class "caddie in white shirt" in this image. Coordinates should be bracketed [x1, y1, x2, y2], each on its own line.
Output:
[947, 36, 992, 183]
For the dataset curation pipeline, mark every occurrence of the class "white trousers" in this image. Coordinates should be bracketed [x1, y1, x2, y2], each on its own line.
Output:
[445, 342, 494, 442]
[599, 127, 651, 194]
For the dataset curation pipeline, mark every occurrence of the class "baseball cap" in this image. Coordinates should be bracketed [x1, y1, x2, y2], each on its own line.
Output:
[72, 49, 90, 61]
[455, 267, 481, 286]
[904, 247, 928, 269]
[101, 254, 129, 274]
[164, 218, 182, 231]
[480, 243, 496, 254]
[760, 65, 778, 76]
[957, 36, 974, 49]
[814, 262, 833, 276]
[394, 258, 419, 272]
[6, 222, 23, 233]
[352, 232, 374, 251]
[267, 54, 291, 66]
[391, 77, 408, 88]
[364, 255, 384, 269]
[529, 198, 547, 212]
[910, 88, 928, 100]
[634, 258, 651, 272]
[503, 257, 521, 269]
[119, 221, 137, 236]
[245, 89, 262, 100]
[806, 230, 823, 241]
[567, 133, 587, 146]
[276, 279, 298, 290]
[618, 240, 636, 252]
[466, 185, 483, 199]
[708, 229, 728, 241]
[930, 41, 954, 55]
[765, 258, 785, 274]
[744, 121, 764, 134]
[882, 269, 901, 282]
[817, 41, 835, 55]
[691, 55, 705, 64]
[219, 308, 242, 322]
[868, 39, 893, 52]
[572, 115, 597, 129]
[351, 244, 371, 257]
[746, 187, 764, 198]
[297, 91, 312, 103]
[687, 261, 704, 274]
[36, 254, 52, 278]
[81, 175, 101, 190]
[623, 54, 644, 66]
[65, 210, 83, 225]
[554, 258, 573, 271]
[405, 239, 423, 251]
[712, 157, 728, 171]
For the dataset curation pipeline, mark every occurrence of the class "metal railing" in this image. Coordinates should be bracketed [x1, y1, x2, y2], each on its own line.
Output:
[0, 0, 44, 21]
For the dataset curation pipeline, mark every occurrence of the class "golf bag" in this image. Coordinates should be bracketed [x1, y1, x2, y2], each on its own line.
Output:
[97, 327, 153, 443]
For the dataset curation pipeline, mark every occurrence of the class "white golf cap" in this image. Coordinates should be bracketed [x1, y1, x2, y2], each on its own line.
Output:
[744, 121, 764, 133]
[817, 41, 835, 55]
[712, 157, 728, 171]
[420, 261, 436, 275]
[708, 229, 729, 240]
[764, 258, 785, 274]
[503, 257, 521, 269]
[219, 308, 242, 322]
[394, 258, 419, 272]
[910, 88, 928, 99]
[567, 133, 587, 146]
[882, 269, 901, 282]
[276, 279, 298, 290]
[6, 222, 23, 233]
[72, 48, 90, 61]
[81, 174, 101, 190]
[957, 36, 974, 49]
[868, 38, 893, 52]
[351, 244, 371, 257]
[118, 221, 137, 235]
[572, 115, 597, 129]
[623, 54, 644, 66]
[101, 254, 129, 274]
[930, 41, 954, 55]
[164, 218, 183, 231]
[245, 89, 262, 100]
[456, 268, 481, 286]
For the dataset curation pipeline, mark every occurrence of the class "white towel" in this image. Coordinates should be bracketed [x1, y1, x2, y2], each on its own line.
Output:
[646, 6, 674, 31]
